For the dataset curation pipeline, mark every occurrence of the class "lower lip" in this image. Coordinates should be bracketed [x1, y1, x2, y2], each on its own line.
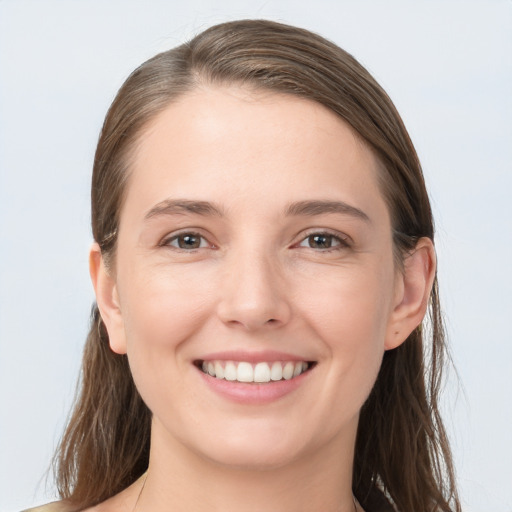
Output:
[196, 366, 313, 405]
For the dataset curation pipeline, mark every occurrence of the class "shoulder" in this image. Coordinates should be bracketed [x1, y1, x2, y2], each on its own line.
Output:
[22, 501, 73, 512]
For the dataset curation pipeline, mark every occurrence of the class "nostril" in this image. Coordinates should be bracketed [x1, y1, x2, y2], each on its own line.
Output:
[216, 293, 292, 330]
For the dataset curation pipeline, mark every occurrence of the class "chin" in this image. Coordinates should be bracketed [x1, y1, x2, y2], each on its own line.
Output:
[190, 418, 327, 471]
[198, 440, 302, 471]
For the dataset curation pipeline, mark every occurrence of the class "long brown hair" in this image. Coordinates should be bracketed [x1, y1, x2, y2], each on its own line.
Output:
[54, 19, 460, 512]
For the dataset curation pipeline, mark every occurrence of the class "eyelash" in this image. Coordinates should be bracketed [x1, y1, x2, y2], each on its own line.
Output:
[160, 230, 350, 253]
[160, 231, 213, 251]
[295, 230, 351, 252]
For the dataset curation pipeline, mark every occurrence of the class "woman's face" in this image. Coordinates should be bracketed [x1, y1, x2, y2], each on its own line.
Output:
[100, 86, 406, 469]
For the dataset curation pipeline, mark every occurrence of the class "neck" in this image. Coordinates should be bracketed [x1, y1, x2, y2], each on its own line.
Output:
[136, 418, 358, 512]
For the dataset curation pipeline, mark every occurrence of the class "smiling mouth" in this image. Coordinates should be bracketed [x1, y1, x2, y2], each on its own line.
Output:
[195, 360, 315, 383]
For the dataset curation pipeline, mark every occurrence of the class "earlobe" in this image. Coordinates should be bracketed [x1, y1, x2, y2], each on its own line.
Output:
[89, 243, 127, 355]
[385, 238, 436, 350]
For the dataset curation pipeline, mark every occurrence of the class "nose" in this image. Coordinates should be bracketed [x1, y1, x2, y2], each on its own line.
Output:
[216, 248, 292, 331]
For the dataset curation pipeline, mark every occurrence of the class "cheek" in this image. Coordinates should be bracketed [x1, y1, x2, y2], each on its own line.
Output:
[298, 262, 394, 348]
[116, 263, 217, 387]
[116, 267, 221, 428]
[120, 263, 214, 342]
[296, 262, 395, 398]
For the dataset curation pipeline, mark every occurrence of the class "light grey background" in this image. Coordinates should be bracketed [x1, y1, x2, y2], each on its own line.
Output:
[0, 1, 511, 511]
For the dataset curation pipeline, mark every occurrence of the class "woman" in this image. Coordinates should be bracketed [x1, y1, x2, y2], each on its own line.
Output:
[26, 19, 460, 512]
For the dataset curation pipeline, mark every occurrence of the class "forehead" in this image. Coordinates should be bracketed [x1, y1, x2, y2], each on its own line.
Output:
[123, 86, 387, 222]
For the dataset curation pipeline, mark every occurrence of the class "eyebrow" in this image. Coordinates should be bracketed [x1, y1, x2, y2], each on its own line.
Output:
[285, 200, 370, 222]
[144, 198, 370, 222]
[144, 199, 225, 220]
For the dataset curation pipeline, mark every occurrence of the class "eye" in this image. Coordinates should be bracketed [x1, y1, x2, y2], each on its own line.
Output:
[298, 232, 348, 250]
[164, 232, 211, 250]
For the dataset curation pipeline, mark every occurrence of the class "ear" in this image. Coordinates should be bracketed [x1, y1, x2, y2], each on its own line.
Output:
[89, 243, 127, 355]
[385, 238, 436, 350]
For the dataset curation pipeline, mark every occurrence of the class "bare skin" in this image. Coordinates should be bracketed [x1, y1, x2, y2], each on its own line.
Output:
[85, 86, 435, 512]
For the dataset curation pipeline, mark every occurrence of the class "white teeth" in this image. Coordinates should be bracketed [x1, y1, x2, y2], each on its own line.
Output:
[224, 361, 237, 381]
[254, 362, 271, 383]
[270, 361, 283, 381]
[237, 362, 254, 382]
[214, 361, 224, 379]
[200, 360, 310, 383]
[282, 362, 294, 380]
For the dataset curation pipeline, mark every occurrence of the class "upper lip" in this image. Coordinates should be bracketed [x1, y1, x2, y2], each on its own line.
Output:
[196, 350, 314, 363]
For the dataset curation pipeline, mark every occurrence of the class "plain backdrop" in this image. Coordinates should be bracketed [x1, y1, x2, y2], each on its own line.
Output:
[0, 1, 511, 511]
